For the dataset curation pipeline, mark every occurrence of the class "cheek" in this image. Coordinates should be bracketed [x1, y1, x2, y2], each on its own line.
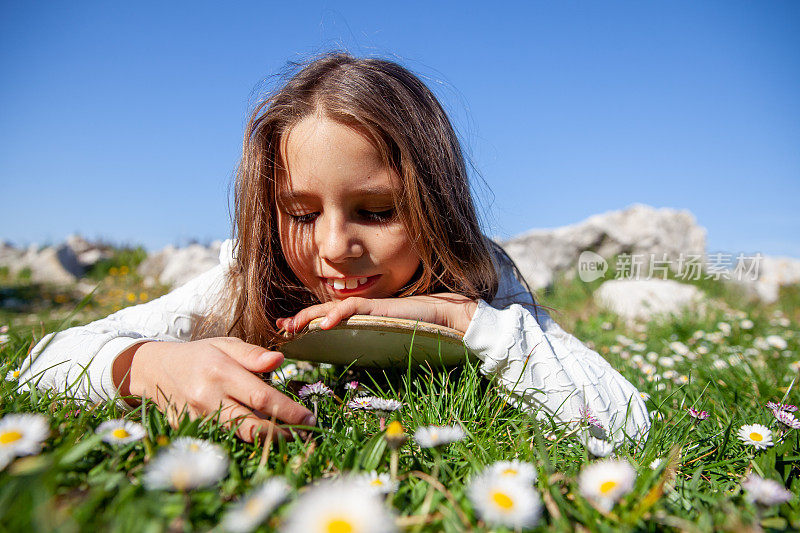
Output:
[278, 218, 314, 281]
[382, 227, 421, 279]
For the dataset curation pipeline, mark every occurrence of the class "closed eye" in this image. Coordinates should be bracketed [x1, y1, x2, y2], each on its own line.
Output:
[288, 212, 319, 224]
[359, 209, 395, 222]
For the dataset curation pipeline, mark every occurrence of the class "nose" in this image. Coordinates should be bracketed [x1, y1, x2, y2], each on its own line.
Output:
[317, 214, 364, 263]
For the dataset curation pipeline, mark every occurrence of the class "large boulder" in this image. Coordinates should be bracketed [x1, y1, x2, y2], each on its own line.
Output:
[594, 279, 705, 323]
[499, 204, 707, 289]
[0, 242, 83, 284]
[138, 242, 223, 287]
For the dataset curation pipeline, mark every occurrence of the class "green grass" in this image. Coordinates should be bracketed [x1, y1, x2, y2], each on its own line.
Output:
[0, 269, 798, 531]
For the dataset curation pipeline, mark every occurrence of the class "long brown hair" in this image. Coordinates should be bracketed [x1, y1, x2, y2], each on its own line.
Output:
[199, 52, 505, 348]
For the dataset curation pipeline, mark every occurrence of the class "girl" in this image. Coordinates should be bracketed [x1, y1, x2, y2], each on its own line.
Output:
[19, 53, 649, 445]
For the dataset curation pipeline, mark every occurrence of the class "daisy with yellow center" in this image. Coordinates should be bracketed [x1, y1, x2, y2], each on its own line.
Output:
[413, 424, 466, 448]
[467, 471, 542, 529]
[281, 480, 397, 533]
[5, 368, 20, 381]
[485, 459, 537, 484]
[737, 424, 773, 450]
[0, 413, 49, 470]
[578, 459, 637, 512]
[352, 471, 398, 495]
[143, 438, 228, 491]
[220, 478, 289, 533]
[96, 419, 146, 445]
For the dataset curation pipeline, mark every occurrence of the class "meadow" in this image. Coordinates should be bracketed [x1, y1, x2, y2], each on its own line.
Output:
[0, 251, 798, 532]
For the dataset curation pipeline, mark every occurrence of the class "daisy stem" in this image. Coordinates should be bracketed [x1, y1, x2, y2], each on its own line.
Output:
[380, 417, 386, 431]
[390, 449, 399, 482]
[313, 401, 318, 420]
[415, 454, 441, 528]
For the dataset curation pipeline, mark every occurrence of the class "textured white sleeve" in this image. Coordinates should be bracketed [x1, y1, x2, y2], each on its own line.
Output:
[463, 259, 650, 445]
[17, 240, 236, 410]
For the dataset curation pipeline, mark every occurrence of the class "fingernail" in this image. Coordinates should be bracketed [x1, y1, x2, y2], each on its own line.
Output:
[303, 414, 317, 427]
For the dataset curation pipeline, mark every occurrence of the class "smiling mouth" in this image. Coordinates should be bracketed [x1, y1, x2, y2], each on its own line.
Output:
[324, 275, 380, 292]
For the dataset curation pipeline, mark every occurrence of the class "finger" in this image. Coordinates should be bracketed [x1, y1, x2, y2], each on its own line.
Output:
[286, 302, 336, 332]
[216, 363, 316, 428]
[208, 337, 284, 373]
[218, 400, 292, 442]
[320, 298, 372, 329]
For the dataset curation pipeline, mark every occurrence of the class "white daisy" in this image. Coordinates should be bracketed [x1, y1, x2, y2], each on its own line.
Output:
[741, 474, 793, 506]
[347, 397, 375, 410]
[96, 419, 146, 444]
[143, 439, 228, 491]
[0, 413, 49, 462]
[413, 424, 466, 448]
[485, 460, 537, 484]
[740, 319, 754, 330]
[766, 335, 788, 350]
[790, 360, 800, 373]
[5, 368, 20, 381]
[578, 459, 637, 512]
[712, 359, 728, 370]
[738, 424, 773, 450]
[649, 458, 662, 470]
[467, 471, 542, 529]
[669, 341, 690, 356]
[221, 478, 290, 533]
[0, 334, 9, 347]
[352, 471, 398, 495]
[344, 380, 360, 393]
[718, 322, 732, 336]
[281, 480, 397, 533]
[584, 436, 615, 458]
[369, 398, 403, 416]
[271, 363, 300, 385]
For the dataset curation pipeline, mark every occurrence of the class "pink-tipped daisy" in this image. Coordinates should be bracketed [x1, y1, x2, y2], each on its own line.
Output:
[772, 409, 800, 429]
[687, 408, 709, 421]
[766, 401, 797, 413]
[298, 382, 334, 402]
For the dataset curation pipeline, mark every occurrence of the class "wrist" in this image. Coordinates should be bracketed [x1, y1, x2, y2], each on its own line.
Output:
[113, 341, 161, 406]
[448, 299, 478, 334]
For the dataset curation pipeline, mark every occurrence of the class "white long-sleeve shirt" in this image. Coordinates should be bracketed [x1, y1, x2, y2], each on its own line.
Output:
[19, 239, 649, 444]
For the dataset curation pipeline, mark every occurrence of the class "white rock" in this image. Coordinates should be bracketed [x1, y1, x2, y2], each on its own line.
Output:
[737, 256, 800, 303]
[594, 279, 705, 323]
[499, 204, 706, 289]
[138, 242, 222, 287]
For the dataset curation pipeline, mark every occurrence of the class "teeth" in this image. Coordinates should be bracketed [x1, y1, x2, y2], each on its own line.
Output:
[327, 276, 371, 290]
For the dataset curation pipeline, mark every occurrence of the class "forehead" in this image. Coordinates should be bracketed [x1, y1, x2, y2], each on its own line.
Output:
[277, 115, 400, 195]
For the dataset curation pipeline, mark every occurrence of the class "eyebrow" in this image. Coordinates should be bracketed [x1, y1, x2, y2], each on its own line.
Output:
[278, 186, 396, 203]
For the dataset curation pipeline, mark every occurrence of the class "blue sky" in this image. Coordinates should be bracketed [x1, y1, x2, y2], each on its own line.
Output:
[1, 1, 798, 256]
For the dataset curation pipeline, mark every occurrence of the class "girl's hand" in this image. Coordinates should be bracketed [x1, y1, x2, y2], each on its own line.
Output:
[278, 294, 478, 335]
[115, 338, 316, 443]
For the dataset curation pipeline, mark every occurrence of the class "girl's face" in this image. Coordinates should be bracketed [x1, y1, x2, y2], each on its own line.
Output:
[277, 114, 421, 303]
